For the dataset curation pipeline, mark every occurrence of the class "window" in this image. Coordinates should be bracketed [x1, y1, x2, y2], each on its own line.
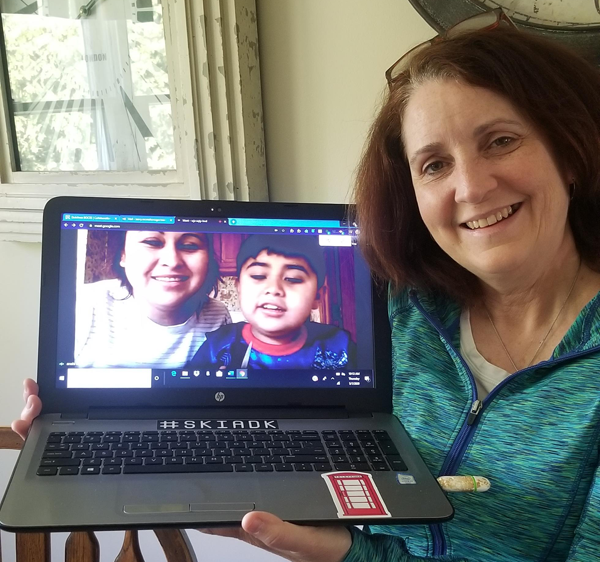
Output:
[0, 0, 268, 241]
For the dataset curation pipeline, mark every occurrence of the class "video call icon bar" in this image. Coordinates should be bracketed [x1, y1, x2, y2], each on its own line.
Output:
[170, 369, 248, 380]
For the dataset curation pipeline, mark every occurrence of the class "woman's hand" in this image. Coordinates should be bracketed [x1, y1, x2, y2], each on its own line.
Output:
[11, 378, 42, 440]
[202, 511, 352, 562]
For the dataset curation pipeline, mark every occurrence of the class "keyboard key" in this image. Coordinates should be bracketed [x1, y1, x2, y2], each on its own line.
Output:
[275, 464, 294, 472]
[135, 450, 154, 458]
[42, 451, 72, 458]
[94, 451, 114, 459]
[123, 464, 234, 474]
[73, 451, 93, 459]
[331, 455, 348, 463]
[40, 459, 80, 467]
[102, 466, 122, 474]
[244, 456, 264, 464]
[364, 447, 382, 456]
[313, 463, 332, 471]
[389, 459, 408, 471]
[235, 465, 254, 472]
[284, 455, 328, 463]
[380, 443, 400, 455]
[327, 448, 345, 456]
[45, 444, 69, 451]
[344, 448, 362, 455]
[255, 464, 274, 472]
[373, 430, 391, 439]
[367, 455, 385, 463]
[348, 456, 367, 463]
[334, 463, 370, 471]
[37, 467, 58, 476]
[81, 467, 101, 475]
[294, 463, 313, 472]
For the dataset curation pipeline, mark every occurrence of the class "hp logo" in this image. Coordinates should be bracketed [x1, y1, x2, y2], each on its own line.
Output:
[215, 392, 225, 402]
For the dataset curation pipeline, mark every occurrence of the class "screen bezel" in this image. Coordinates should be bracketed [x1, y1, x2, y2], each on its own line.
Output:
[38, 196, 392, 414]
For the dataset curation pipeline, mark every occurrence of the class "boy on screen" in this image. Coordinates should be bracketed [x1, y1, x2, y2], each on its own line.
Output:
[188, 235, 355, 370]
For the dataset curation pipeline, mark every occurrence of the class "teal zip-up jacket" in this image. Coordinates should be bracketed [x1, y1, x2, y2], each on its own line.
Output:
[344, 289, 600, 562]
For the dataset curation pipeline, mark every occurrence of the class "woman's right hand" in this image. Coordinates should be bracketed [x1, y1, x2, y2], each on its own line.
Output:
[11, 378, 42, 440]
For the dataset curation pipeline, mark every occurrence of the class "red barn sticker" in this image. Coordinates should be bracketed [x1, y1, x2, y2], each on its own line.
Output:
[321, 471, 391, 518]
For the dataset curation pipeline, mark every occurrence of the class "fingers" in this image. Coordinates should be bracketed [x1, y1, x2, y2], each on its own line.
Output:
[11, 393, 43, 440]
[241, 512, 351, 562]
[11, 420, 29, 441]
[22, 378, 39, 404]
[197, 527, 245, 540]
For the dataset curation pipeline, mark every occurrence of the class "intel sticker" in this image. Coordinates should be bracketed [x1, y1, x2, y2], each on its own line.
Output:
[396, 474, 416, 485]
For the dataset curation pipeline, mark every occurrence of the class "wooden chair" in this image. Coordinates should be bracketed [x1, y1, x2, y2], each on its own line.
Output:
[0, 427, 197, 562]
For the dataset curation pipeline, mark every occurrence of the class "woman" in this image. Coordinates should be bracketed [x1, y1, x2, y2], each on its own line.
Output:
[75, 229, 230, 368]
[14, 11, 600, 562]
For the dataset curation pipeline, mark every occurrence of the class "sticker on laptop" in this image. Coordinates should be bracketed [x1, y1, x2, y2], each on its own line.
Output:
[396, 474, 416, 485]
[157, 419, 278, 430]
[321, 472, 391, 518]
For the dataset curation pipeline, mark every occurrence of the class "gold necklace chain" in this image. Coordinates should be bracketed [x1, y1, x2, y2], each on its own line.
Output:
[483, 261, 581, 372]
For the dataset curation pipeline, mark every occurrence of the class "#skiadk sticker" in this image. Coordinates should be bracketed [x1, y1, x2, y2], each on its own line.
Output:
[321, 471, 391, 518]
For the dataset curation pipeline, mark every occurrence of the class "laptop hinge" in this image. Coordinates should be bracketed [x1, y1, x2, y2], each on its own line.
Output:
[86, 406, 351, 420]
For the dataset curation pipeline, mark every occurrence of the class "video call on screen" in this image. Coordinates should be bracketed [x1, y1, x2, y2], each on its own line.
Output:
[55, 213, 376, 390]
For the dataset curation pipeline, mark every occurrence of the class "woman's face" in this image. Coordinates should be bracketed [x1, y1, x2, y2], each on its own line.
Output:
[402, 79, 573, 281]
[120, 231, 210, 323]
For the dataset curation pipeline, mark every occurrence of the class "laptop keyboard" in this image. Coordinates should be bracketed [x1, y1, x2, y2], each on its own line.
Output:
[37, 429, 408, 476]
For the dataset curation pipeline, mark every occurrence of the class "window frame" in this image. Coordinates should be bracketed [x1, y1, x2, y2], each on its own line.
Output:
[0, 0, 268, 242]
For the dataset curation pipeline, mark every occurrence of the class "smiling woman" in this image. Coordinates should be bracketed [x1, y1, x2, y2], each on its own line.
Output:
[345, 20, 600, 561]
[74, 230, 230, 369]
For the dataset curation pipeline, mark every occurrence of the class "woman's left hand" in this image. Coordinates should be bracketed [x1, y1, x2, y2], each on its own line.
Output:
[201, 510, 352, 562]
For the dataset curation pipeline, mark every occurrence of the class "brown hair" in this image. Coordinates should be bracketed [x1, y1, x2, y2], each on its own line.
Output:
[353, 27, 600, 303]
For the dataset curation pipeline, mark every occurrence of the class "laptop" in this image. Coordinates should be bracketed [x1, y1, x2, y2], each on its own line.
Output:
[0, 196, 453, 531]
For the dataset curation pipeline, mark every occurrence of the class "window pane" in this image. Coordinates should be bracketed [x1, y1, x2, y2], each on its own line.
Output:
[0, 0, 176, 172]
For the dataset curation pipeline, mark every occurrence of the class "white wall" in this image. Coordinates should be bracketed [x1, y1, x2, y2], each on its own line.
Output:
[258, 0, 431, 203]
[0, 1, 432, 559]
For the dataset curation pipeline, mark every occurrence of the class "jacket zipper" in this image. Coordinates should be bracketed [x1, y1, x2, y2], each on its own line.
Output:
[409, 293, 600, 556]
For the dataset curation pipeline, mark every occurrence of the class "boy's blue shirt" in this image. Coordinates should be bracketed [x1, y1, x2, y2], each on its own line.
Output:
[343, 288, 600, 562]
[188, 321, 355, 369]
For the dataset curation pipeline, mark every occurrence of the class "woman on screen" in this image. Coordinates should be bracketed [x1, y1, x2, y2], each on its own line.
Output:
[74, 230, 230, 369]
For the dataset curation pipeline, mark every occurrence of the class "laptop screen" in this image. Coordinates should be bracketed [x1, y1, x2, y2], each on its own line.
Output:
[55, 210, 376, 391]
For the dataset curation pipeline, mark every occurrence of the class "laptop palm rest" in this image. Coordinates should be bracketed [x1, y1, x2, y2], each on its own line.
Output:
[123, 503, 255, 514]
